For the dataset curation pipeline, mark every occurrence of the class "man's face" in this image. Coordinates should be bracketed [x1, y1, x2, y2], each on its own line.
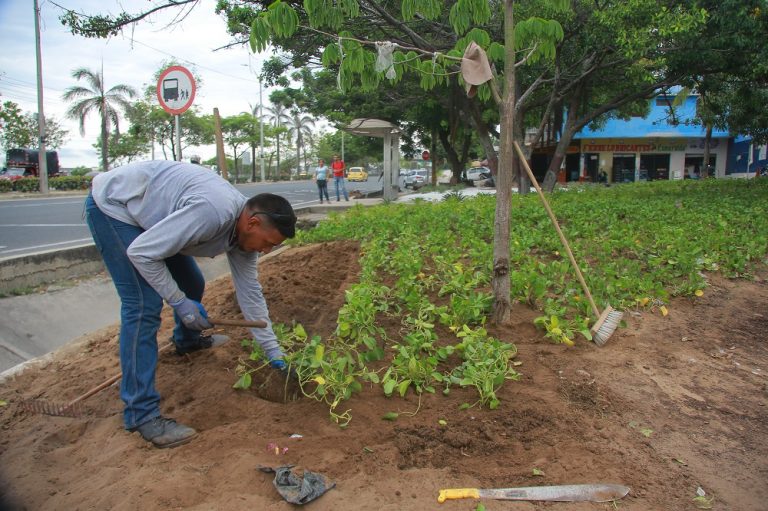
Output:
[236, 213, 286, 254]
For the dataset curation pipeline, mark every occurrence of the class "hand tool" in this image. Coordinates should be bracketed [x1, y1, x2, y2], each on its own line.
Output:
[19, 317, 267, 417]
[438, 483, 630, 503]
[513, 141, 623, 346]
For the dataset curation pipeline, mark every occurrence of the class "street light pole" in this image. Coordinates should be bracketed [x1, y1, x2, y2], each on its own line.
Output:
[33, 0, 48, 193]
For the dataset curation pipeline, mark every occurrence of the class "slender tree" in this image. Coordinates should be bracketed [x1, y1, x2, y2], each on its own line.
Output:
[62, 67, 137, 171]
[286, 110, 316, 175]
[264, 102, 290, 179]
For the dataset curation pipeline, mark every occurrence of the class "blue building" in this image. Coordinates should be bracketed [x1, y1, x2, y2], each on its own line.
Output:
[727, 136, 768, 175]
[569, 91, 733, 182]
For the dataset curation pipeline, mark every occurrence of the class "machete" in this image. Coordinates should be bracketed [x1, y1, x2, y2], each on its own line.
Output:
[438, 483, 630, 503]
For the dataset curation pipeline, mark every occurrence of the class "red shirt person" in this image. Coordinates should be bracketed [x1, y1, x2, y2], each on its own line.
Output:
[331, 155, 346, 177]
[330, 155, 349, 201]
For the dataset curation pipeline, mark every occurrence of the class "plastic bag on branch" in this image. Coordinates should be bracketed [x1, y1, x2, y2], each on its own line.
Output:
[375, 41, 397, 80]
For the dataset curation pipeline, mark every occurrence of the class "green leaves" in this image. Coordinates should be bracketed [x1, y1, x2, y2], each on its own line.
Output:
[268, 1, 299, 38]
[249, 17, 271, 53]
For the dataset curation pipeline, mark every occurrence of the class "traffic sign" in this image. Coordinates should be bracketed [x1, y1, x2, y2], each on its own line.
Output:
[156, 65, 196, 115]
[422, 150, 430, 161]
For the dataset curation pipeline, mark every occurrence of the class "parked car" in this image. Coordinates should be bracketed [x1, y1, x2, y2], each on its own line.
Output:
[404, 169, 430, 188]
[347, 167, 368, 181]
[437, 169, 453, 185]
[0, 167, 29, 181]
[461, 165, 492, 186]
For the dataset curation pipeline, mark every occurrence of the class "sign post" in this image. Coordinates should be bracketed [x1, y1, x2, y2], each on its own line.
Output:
[156, 65, 196, 161]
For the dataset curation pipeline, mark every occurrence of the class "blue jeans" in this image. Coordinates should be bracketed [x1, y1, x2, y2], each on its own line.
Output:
[334, 176, 349, 201]
[316, 179, 330, 202]
[85, 194, 205, 429]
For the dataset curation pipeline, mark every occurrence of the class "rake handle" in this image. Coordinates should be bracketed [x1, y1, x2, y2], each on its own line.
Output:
[513, 141, 601, 319]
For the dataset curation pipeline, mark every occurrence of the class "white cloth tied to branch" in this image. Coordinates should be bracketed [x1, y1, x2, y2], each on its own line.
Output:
[375, 41, 397, 79]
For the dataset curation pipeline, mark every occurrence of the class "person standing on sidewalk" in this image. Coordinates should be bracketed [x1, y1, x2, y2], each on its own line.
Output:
[85, 160, 296, 449]
[331, 154, 349, 202]
[314, 158, 330, 204]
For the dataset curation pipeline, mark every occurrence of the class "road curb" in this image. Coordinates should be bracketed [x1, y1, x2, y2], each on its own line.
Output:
[0, 201, 381, 295]
[0, 243, 105, 294]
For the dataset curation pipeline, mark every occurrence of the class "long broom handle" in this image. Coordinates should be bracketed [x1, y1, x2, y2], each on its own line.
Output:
[513, 141, 601, 319]
[63, 318, 267, 408]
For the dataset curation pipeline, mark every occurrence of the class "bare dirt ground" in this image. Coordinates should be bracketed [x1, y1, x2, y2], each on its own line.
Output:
[1, 240, 766, 510]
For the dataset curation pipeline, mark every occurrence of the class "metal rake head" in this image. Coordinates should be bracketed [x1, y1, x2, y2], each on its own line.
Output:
[20, 399, 86, 418]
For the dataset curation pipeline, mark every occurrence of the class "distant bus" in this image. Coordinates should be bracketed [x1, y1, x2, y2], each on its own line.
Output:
[4, 149, 60, 177]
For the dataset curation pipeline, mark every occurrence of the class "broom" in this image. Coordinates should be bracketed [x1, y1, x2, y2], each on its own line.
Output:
[513, 141, 622, 346]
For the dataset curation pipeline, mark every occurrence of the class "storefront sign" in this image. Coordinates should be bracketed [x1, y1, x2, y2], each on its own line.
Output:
[583, 142, 688, 153]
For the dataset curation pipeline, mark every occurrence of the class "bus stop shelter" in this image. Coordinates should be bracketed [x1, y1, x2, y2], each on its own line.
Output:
[343, 119, 400, 201]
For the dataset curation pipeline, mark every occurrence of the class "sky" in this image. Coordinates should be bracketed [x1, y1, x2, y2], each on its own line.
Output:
[0, 0, 279, 168]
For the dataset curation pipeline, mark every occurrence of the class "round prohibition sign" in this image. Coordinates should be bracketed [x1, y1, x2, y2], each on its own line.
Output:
[156, 65, 196, 115]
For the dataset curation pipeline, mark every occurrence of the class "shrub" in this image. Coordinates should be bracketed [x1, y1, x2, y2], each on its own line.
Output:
[12, 177, 40, 193]
[50, 176, 92, 190]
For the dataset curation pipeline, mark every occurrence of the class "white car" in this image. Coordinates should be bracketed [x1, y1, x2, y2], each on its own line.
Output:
[404, 169, 430, 188]
[462, 166, 491, 184]
[437, 169, 453, 184]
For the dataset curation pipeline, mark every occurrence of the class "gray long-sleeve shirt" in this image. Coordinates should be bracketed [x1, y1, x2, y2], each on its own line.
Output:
[91, 160, 281, 358]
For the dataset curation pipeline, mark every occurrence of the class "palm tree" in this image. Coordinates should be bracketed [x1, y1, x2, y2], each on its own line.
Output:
[264, 103, 290, 179]
[286, 110, 316, 176]
[63, 66, 137, 171]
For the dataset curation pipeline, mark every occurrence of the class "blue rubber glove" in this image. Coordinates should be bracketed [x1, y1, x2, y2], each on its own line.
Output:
[270, 358, 299, 381]
[170, 297, 212, 331]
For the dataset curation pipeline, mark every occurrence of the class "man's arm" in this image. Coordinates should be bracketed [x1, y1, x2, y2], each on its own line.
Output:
[226, 249, 283, 361]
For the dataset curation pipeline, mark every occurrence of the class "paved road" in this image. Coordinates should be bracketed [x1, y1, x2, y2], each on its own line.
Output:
[0, 178, 383, 259]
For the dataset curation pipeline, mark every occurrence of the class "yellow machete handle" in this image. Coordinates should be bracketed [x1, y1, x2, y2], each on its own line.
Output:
[438, 488, 481, 503]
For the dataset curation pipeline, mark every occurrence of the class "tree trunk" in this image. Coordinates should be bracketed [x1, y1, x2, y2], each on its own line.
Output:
[541, 129, 574, 191]
[490, 0, 516, 325]
[542, 92, 581, 191]
[276, 134, 281, 179]
[251, 144, 257, 181]
[702, 124, 713, 178]
[101, 98, 109, 171]
[437, 128, 460, 182]
[431, 125, 438, 186]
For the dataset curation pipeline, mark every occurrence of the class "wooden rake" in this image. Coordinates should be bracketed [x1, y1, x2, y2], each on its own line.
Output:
[20, 317, 267, 418]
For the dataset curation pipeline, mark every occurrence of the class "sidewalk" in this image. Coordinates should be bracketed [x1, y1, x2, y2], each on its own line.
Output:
[0, 199, 384, 377]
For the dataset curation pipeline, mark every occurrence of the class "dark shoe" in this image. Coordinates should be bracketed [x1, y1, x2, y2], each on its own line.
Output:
[173, 334, 230, 355]
[131, 416, 197, 448]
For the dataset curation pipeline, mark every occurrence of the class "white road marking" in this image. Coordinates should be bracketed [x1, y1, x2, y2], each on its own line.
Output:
[0, 224, 85, 227]
[0, 238, 93, 255]
[0, 200, 85, 208]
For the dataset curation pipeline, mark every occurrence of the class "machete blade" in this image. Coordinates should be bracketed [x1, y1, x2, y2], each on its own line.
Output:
[479, 484, 630, 502]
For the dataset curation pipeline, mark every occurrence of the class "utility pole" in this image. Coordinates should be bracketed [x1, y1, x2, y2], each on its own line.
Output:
[259, 77, 265, 182]
[33, 0, 48, 193]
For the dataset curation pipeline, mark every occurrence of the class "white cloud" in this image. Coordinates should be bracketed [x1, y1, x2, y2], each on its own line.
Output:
[0, 0, 277, 168]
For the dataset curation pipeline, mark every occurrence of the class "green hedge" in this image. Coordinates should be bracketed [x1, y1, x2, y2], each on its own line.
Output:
[0, 176, 93, 193]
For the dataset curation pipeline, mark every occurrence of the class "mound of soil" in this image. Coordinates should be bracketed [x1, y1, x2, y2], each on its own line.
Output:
[1, 240, 766, 510]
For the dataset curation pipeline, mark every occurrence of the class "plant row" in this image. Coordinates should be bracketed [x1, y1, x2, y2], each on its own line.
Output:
[235, 178, 768, 424]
